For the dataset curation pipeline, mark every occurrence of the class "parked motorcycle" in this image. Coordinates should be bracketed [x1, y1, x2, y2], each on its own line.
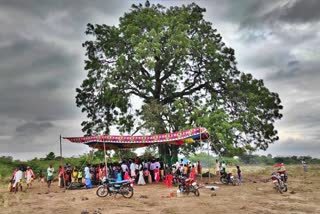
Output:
[96, 177, 134, 198]
[178, 176, 200, 196]
[220, 170, 239, 186]
[271, 172, 287, 194]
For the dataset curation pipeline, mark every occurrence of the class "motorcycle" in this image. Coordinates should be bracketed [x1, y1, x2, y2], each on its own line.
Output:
[178, 176, 200, 196]
[271, 172, 287, 194]
[220, 170, 239, 186]
[96, 177, 134, 198]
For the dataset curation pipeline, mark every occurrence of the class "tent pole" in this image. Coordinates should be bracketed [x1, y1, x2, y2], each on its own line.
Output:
[59, 134, 62, 165]
[208, 140, 210, 182]
[104, 142, 107, 176]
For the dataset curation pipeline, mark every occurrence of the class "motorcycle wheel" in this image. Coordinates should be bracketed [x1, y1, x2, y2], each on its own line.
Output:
[283, 185, 288, 192]
[96, 185, 109, 197]
[220, 177, 227, 184]
[121, 186, 134, 199]
[277, 185, 283, 194]
[233, 178, 239, 186]
[194, 189, 200, 197]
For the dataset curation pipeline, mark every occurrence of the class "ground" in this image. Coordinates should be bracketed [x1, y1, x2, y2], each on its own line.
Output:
[0, 165, 319, 214]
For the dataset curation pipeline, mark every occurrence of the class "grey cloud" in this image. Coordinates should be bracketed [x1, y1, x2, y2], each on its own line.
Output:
[276, 0, 320, 23]
[16, 121, 54, 135]
[259, 137, 320, 157]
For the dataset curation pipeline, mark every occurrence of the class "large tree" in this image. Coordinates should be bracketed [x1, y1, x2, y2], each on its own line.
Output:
[76, 2, 282, 162]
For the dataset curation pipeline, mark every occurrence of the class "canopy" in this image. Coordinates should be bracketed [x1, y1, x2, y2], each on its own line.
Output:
[63, 127, 209, 150]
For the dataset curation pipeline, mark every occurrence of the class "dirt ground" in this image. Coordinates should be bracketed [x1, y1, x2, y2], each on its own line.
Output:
[1, 166, 320, 214]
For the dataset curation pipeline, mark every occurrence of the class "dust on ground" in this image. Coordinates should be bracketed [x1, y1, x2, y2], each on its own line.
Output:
[1, 165, 319, 214]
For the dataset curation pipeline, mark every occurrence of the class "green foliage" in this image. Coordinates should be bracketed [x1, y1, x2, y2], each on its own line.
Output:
[112, 149, 137, 162]
[45, 152, 56, 160]
[76, 1, 283, 161]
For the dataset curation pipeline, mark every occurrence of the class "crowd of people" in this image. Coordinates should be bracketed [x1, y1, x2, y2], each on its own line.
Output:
[9, 157, 203, 192]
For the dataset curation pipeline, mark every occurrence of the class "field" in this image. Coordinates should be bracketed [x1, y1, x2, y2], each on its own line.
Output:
[0, 165, 319, 214]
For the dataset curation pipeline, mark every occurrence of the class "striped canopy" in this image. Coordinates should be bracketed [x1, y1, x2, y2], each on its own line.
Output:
[63, 127, 209, 150]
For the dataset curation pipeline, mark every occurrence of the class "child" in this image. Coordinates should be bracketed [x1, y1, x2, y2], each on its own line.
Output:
[236, 165, 242, 185]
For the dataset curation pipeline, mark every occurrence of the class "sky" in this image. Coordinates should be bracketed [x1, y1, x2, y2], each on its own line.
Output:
[0, 0, 319, 160]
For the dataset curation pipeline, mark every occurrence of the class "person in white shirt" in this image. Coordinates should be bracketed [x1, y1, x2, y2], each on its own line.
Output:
[130, 161, 136, 178]
[13, 168, 23, 193]
[47, 164, 54, 188]
[121, 161, 128, 178]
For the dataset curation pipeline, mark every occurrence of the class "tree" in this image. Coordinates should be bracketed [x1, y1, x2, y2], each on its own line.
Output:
[45, 152, 55, 160]
[112, 149, 137, 161]
[76, 1, 282, 162]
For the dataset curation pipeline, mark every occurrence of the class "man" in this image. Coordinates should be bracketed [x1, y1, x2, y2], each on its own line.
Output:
[13, 167, 23, 193]
[84, 164, 92, 188]
[221, 161, 226, 172]
[121, 161, 128, 178]
[47, 164, 54, 188]
[25, 166, 34, 189]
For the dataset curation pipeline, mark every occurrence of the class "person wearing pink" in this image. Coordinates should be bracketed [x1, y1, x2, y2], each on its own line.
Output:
[189, 167, 196, 180]
[124, 169, 131, 180]
[154, 166, 160, 183]
[25, 166, 34, 189]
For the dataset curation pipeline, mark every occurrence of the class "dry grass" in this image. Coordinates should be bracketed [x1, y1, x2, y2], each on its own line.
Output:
[1, 165, 320, 214]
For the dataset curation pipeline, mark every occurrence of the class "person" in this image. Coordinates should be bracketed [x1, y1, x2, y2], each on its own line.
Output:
[215, 159, 220, 175]
[221, 161, 226, 172]
[189, 166, 196, 180]
[58, 166, 65, 188]
[121, 161, 128, 178]
[197, 161, 202, 175]
[38, 169, 44, 182]
[130, 161, 136, 180]
[25, 166, 34, 189]
[149, 159, 156, 182]
[84, 164, 92, 188]
[124, 169, 131, 180]
[116, 171, 122, 182]
[302, 159, 308, 172]
[137, 169, 146, 185]
[78, 168, 83, 184]
[236, 165, 242, 185]
[13, 167, 23, 193]
[154, 166, 160, 183]
[47, 164, 54, 188]
[72, 166, 79, 183]
[143, 168, 150, 184]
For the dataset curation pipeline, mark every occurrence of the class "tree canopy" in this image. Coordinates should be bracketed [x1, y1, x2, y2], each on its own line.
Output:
[76, 1, 282, 160]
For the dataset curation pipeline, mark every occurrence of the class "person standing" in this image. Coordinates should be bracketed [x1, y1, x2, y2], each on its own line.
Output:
[25, 166, 34, 189]
[221, 161, 226, 172]
[85, 164, 92, 188]
[13, 167, 23, 193]
[47, 164, 54, 188]
[197, 161, 202, 175]
[58, 166, 65, 188]
[236, 165, 242, 185]
[302, 159, 308, 172]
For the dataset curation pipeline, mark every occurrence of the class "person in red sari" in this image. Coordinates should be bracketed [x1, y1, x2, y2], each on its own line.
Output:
[124, 169, 131, 180]
[189, 166, 196, 180]
[154, 166, 160, 183]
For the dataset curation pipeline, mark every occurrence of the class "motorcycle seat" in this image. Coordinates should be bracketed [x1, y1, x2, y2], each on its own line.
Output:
[110, 180, 130, 184]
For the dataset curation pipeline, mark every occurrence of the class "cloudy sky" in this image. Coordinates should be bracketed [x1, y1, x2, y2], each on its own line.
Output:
[0, 0, 319, 160]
